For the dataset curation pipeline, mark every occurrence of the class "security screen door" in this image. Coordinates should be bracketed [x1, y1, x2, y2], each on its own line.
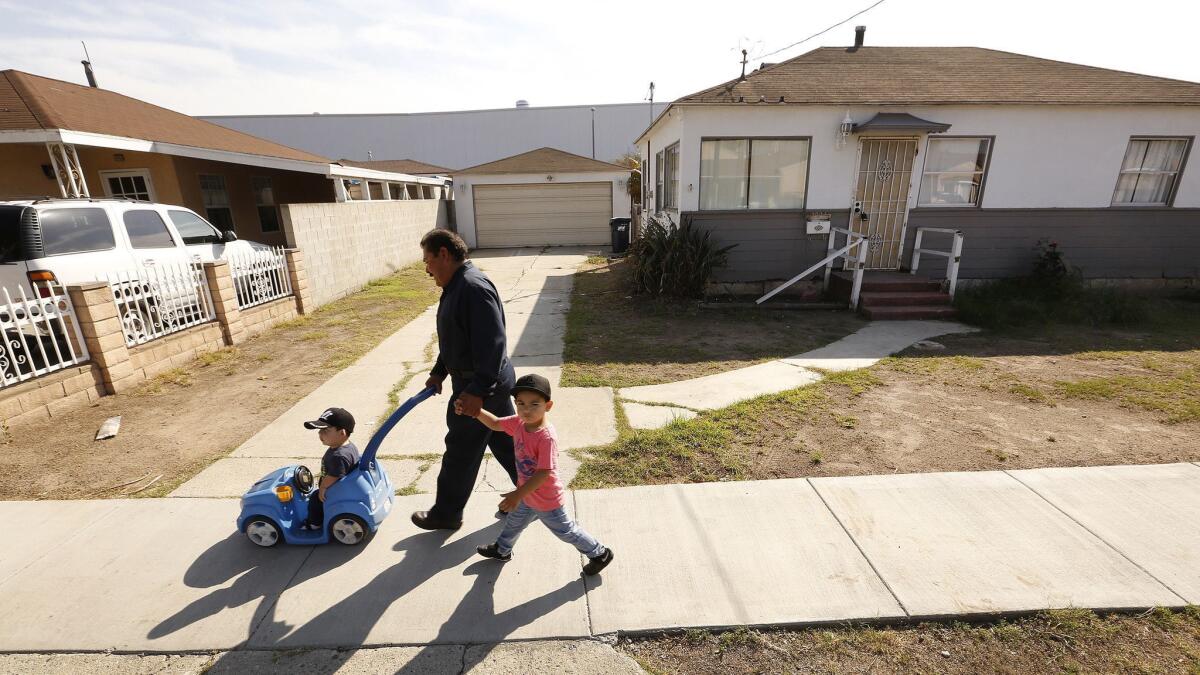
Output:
[851, 138, 918, 269]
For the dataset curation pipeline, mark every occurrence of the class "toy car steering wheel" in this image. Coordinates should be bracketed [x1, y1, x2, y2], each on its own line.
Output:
[293, 465, 315, 493]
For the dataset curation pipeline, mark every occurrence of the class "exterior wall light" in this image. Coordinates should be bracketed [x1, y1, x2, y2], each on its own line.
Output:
[836, 111, 853, 149]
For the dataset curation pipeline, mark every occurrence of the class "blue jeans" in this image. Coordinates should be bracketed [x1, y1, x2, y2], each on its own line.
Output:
[496, 502, 606, 559]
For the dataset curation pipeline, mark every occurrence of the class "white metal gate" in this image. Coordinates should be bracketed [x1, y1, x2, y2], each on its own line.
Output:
[850, 138, 918, 270]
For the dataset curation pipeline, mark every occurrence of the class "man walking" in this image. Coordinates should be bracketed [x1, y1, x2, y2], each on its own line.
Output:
[412, 229, 518, 530]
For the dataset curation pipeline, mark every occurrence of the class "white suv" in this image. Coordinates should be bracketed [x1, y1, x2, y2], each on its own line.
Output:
[0, 198, 273, 295]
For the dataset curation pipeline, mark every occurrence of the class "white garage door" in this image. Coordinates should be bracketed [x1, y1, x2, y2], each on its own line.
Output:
[473, 182, 612, 248]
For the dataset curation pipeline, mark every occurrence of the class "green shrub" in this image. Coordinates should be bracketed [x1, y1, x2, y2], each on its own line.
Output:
[629, 214, 735, 298]
[954, 240, 1149, 329]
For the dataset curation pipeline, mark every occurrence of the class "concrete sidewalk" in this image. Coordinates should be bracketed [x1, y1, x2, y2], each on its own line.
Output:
[619, 320, 977, 429]
[3, 463, 1197, 652]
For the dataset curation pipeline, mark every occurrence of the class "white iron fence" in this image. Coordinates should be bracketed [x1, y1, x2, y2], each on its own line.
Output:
[102, 260, 215, 347]
[229, 247, 293, 309]
[0, 282, 90, 388]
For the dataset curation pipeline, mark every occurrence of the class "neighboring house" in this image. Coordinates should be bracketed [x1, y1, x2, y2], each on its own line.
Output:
[452, 147, 631, 248]
[637, 38, 1200, 283]
[336, 158, 454, 200]
[0, 70, 448, 246]
[204, 102, 669, 171]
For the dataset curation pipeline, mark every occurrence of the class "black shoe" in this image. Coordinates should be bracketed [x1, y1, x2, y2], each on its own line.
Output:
[410, 510, 462, 531]
[582, 548, 614, 576]
[476, 543, 512, 561]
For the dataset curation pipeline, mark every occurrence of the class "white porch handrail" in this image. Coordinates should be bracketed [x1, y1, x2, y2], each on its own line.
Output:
[757, 227, 868, 307]
[910, 227, 965, 298]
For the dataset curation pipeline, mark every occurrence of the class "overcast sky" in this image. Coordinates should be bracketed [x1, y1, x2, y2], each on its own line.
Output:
[2, 0, 1198, 116]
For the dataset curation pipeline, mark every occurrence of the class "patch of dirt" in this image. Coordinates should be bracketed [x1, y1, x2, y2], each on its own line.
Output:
[622, 609, 1200, 675]
[562, 259, 865, 388]
[0, 267, 438, 500]
[745, 352, 1199, 480]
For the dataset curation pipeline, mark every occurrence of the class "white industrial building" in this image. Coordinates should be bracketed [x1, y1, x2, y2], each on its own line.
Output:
[203, 102, 668, 171]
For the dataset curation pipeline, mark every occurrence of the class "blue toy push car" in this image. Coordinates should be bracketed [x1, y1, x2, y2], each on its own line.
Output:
[237, 387, 435, 547]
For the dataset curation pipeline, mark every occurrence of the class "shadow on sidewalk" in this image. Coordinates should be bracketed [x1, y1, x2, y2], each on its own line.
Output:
[164, 522, 588, 673]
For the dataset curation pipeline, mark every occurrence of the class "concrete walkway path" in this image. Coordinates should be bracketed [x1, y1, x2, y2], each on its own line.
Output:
[173, 247, 616, 498]
[619, 320, 977, 429]
[3, 463, 1197, 652]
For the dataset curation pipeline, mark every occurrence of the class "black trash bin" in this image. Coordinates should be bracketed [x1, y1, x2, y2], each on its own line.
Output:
[609, 217, 631, 256]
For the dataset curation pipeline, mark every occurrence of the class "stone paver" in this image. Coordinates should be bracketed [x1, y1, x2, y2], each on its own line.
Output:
[576, 480, 905, 633]
[249, 494, 592, 648]
[1009, 463, 1200, 603]
[623, 402, 698, 430]
[0, 499, 312, 652]
[171, 457, 423, 498]
[810, 470, 1184, 617]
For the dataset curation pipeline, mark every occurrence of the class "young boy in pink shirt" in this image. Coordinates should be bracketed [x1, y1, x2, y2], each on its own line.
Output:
[458, 373, 614, 576]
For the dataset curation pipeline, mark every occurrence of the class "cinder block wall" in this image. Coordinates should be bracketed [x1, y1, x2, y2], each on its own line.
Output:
[281, 200, 450, 308]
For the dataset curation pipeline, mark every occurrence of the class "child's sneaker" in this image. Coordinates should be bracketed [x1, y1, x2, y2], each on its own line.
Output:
[476, 543, 512, 561]
[582, 548, 614, 576]
[299, 521, 320, 532]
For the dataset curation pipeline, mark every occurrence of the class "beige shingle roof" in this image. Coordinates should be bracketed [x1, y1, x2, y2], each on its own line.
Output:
[0, 70, 330, 163]
[455, 147, 628, 175]
[338, 158, 454, 174]
[679, 47, 1200, 105]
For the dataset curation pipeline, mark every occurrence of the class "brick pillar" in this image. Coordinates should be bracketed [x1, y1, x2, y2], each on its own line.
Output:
[66, 282, 138, 394]
[284, 249, 314, 315]
[203, 260, 247, 345]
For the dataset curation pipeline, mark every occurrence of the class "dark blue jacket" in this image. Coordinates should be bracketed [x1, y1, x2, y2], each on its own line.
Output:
[430, 261, 514, 398]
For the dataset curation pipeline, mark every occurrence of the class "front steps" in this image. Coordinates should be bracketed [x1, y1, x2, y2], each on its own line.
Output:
[831, 271, 958, 320]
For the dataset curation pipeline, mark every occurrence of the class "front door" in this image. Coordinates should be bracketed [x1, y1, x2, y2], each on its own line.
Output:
[850, 138, 918, 270]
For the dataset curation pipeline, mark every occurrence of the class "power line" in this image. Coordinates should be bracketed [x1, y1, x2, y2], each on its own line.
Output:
[752, 0, 889, 61]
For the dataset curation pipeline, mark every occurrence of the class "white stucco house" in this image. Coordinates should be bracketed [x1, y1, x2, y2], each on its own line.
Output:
[637, 33, 1200, 284]
[452, 147, 632, 248]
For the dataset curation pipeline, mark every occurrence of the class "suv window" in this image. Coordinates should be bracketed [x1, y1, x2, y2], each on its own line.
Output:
[123, 210, 176, 249]
[40, 208, 116, 256]
[0, 206, 23, 262]
[168, 210, 222, 245]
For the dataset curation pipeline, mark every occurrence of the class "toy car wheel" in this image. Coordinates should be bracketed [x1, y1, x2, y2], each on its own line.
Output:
[330, 515, 369, 546]
[244, 517, 282, 547]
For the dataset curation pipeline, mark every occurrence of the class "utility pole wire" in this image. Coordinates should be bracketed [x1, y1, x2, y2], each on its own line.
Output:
[752, 0, 888, 62]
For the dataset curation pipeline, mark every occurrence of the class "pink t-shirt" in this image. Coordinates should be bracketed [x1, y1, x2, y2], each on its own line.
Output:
[498, 416, 566, 511]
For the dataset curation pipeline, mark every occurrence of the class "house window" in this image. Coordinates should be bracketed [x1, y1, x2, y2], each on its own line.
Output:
[919, 137, 992, 207]
[663, 142, 679, 210]
[252, 176, 280, 233]
[654, 149, 664, 211]
[199, 174, 234, 231]
[699, 138, 809, 210]
[389, 183, 403, 199]
[1112, 137, 1191, 206]
[100, 169, 155, 201]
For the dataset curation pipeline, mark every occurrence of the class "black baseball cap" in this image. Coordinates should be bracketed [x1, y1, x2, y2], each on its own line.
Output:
[511, 373, 552, 401]
[303, 407, 355, 433]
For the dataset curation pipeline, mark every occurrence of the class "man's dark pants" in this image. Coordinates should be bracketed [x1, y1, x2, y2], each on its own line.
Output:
[429, 376, 519, 522]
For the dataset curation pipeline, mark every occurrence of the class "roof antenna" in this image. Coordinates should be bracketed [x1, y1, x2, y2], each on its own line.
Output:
[80, 41, 98, 88]
[738, 49, 748, 81]
[367, 150, 374, 161]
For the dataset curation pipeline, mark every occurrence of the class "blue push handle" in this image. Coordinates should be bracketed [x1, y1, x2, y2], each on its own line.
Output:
[359, 386, 437, 470]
